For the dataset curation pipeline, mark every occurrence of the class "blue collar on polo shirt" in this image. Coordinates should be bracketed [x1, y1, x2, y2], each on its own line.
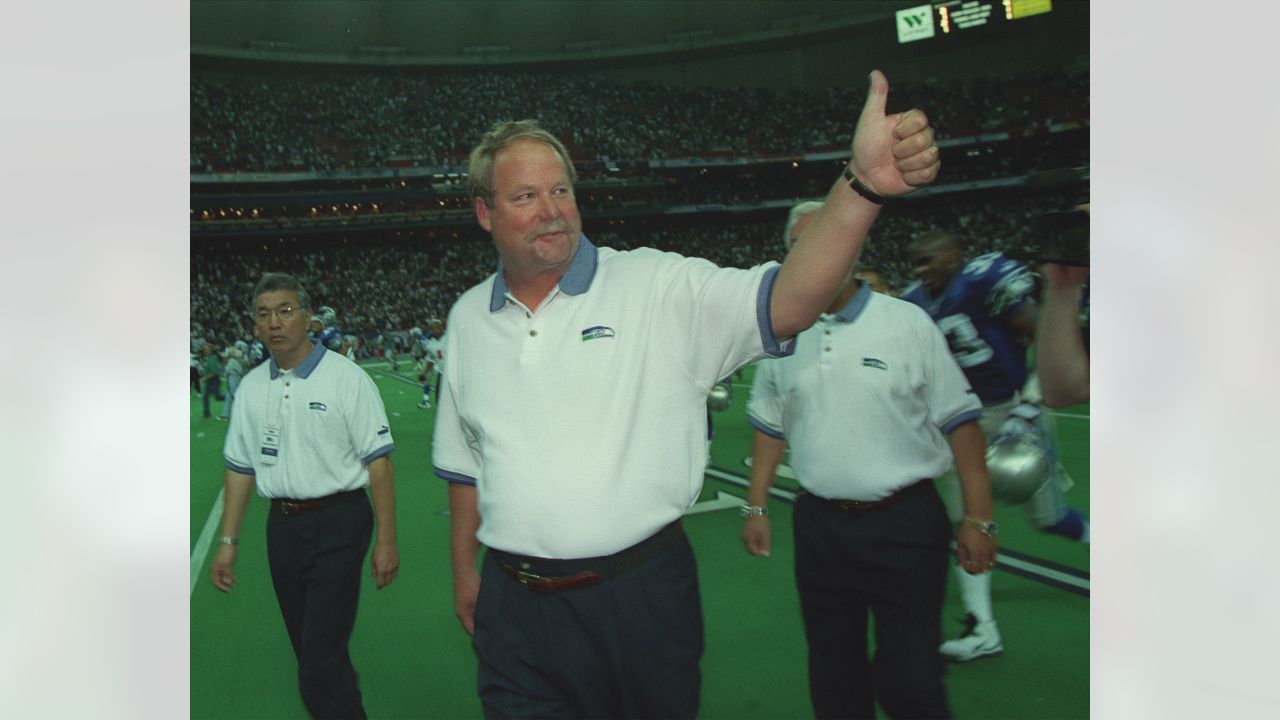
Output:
[832, 281, 874, 324]
[268, 341, 325, 379]
[489, 234, 599, 312]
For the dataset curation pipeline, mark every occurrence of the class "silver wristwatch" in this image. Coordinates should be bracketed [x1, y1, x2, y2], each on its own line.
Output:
[740, 505, 769, 519]
[962, 517, 999, 537]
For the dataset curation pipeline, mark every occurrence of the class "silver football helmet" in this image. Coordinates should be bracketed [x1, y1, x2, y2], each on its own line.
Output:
[315, 306, 338, 326]
[707, 383, 733, 412]
[986, 433, 1052, 504]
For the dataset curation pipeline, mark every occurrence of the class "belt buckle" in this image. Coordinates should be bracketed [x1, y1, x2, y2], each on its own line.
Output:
[514, 568, 549, 588]
[279, 500, 313, 516]
[509, 566, 603, 593]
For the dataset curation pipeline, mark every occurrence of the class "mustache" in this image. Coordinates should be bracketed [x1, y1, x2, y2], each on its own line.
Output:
[532, 221, 572, 237]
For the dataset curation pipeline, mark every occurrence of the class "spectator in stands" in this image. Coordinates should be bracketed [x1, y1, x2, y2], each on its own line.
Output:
[198, 341, 223, 419]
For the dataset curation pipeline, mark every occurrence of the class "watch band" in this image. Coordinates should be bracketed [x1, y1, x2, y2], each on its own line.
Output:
[961, 517, 998, 537]
[842, 166, 888, 205]
[740, 505, 769, 519]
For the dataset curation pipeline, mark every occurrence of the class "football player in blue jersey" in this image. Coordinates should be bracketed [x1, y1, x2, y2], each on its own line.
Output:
[903, 229, 1089, 662]
[310, 306, 353, 357]
[247, 337, 266, 368]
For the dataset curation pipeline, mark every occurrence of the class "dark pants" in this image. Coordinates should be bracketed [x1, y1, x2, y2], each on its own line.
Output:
[473, 527, 703, 719]
[201, 378, 221, 417]
[793, 484, 953, 720]
[266, 491, 373, 719]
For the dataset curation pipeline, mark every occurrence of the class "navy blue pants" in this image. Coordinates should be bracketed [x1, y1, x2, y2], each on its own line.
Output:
[201, 378, 220, 418]
[793, 485, 953, 719]
[473, 528, 703, 719]
[267, 492, 372, 719]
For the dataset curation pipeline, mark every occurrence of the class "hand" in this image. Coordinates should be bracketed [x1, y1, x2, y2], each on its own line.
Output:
[211, 544, 239, 593]
[1043, 262, 1090, 289]
[454, 567, 481, 636]
[741, 515, 772, 557]
[371, 542, 399, 590]
[955, 525, 998, 575]
[849, 70, 941, 197]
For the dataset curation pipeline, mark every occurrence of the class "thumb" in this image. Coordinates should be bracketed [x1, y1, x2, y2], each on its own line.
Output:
[860, 69, 889, 120]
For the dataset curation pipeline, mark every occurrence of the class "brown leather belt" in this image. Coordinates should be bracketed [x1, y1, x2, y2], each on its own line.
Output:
[271, 488, 366, 516]
[492, 519, 683, 593]
[811, 479, 930, 511]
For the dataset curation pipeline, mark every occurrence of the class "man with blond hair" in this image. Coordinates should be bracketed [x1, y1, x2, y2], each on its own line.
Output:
[434, 71, 941, 718]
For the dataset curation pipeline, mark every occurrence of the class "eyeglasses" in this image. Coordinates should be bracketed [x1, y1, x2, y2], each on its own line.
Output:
[254, 304, 302, 324]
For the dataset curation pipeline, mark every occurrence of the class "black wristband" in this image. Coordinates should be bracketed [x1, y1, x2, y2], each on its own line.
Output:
[843, 166, 888, 205]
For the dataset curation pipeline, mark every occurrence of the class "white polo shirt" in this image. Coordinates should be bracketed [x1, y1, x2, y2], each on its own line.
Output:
[747, 282, 980, 501]
[433, 235, 793, 558]
[225, 342, 395, 500]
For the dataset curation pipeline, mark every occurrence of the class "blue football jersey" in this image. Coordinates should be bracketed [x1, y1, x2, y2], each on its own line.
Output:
[902, 252, 1035, 403]
[317, 326, 344, 352]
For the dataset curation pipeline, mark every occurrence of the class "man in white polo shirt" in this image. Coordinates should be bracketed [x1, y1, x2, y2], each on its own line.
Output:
[212, 272, 400, 720]
[742, 202, 996, 719]
[433, 70, 941, 719]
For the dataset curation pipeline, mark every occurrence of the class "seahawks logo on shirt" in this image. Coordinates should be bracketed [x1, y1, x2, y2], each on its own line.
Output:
[581, 326, 616, 342]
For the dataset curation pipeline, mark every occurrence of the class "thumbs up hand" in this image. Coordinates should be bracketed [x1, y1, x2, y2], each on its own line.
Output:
[849, 70, 940, 198]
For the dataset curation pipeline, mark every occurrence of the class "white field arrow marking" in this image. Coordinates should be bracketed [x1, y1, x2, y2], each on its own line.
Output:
[685, 490, 744, 516]
[742, 456, 796, 480]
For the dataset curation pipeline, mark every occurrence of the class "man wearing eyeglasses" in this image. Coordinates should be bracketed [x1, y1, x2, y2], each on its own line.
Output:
[211, 272, 400, 719]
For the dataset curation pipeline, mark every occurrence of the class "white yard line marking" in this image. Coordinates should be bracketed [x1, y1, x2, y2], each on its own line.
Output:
[705, 467, 797, 501]
[191, 487, 225, 595]
[704, 467, 1087, 592]
[995, 552, 1090, 592]
[369, 367, 424, 387]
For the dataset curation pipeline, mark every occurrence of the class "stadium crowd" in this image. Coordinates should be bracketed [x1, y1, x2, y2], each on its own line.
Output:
[191, 66, 1086, 392]
[191, 68, 1087, 173]
[191, 186, 1074, 366]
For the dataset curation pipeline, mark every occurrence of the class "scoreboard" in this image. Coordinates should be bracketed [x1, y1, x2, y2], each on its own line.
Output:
[896, 1, 1054, 44]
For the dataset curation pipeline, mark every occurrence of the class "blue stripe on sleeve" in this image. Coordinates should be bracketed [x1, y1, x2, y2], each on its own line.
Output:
[436, 467, 477, 486]
[224, 459, 255, 476]
[362, 444, 395, 464]
[747, 414, 787, 440]
[940, 409, 982, 435]
[755, 265, 796, 358]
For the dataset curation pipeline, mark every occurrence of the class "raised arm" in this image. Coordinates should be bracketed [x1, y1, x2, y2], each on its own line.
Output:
[771, 70, 941, 338]
[1037, 263, 1090, 407]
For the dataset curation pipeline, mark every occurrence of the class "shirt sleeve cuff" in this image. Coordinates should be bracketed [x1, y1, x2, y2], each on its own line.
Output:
[435, 467, 477, 486]
[747, 414, 786, 440]
[756, 265, 797, 358]
[224, 459, 255, 476]
[940, 409, 982, 435]
[362, 444, 395, 464]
